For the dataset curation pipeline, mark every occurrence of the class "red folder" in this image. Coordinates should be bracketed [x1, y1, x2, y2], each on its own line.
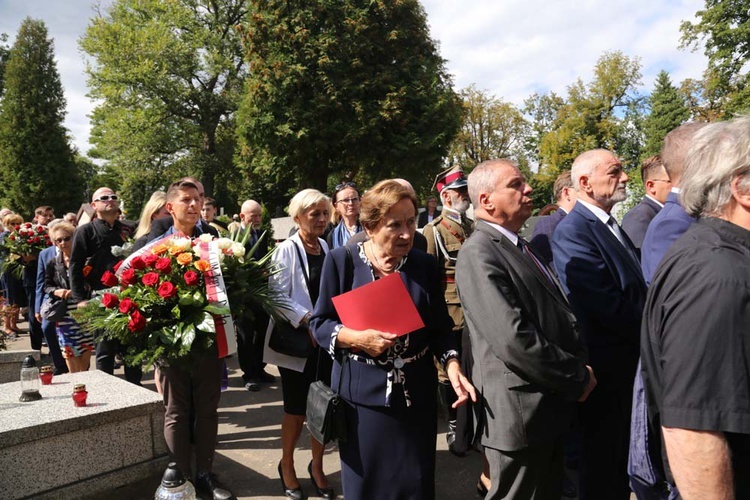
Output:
[332, 273, 425, 336]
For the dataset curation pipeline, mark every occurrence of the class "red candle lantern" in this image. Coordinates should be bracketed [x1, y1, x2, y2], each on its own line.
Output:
[39, 365, 53, 385]
[72, 383, 88, 407]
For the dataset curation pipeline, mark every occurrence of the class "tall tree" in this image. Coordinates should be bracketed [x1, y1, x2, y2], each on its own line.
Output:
[447, 85, 529, 172]
[0, 18, 81, 216]
[681, 1, 750, 115]
[237, 0, 462, 210]
[0, 33, 10, 97]
[80, 0, 248, 215]
[642, 71, 690, 157]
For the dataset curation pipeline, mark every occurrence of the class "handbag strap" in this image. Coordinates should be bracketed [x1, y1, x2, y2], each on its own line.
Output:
[292, 240, 317, 293]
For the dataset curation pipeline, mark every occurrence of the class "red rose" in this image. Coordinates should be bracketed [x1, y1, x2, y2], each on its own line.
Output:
[113, 260, 123, 272]
[13, 225, 20, 231]
[101, 293, 120, 309]
[8, 235, 15, 241]
[127, 309, 147, 332]
[101, 271, 119, 287]
[120, 268, 136, 285]
[130, 256, 146, 270]
[155, 257, 172, 274]
[143, 253, 159, 267]
[118, 298, 133, 314]
[183, 270, 199, 287]
[36, 226, 44, 233]
[157, 281, 177, 299]
[142, 272, 160, 287]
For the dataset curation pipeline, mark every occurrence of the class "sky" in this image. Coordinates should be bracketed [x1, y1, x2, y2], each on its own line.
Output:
[0, 0, 709, 156]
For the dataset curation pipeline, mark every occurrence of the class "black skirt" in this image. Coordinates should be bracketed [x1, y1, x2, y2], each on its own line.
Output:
[278, 346, 332, 416]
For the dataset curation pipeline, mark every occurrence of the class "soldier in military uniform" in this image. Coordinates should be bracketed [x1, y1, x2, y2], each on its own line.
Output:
[423, 165, 473, 455]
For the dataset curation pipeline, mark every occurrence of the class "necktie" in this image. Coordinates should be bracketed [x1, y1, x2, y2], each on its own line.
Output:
[607, 217, 639, 263]
[518, 239, 557, 289]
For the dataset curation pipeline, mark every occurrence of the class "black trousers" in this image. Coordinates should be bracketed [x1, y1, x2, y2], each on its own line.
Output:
[23, 287, 44, 350]
[485, 440, 564, 500]
[95, 337, 143, 385]
[236, 311, 269, 382]
[158, 353, 223, 479]
[41, 318, 67, 373]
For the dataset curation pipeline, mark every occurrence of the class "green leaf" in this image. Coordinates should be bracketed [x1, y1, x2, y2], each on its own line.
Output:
[204, 303, 230, 316]
[182, 324, 196, 349]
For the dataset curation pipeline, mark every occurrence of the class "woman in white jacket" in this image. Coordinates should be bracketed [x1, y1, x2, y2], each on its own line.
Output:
[264, 189, 335, 500]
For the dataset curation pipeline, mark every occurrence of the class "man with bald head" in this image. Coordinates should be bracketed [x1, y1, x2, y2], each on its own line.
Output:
[69, 187, 140, 383]
[552, 149, 647, 499]
[232, 199, 274, 391]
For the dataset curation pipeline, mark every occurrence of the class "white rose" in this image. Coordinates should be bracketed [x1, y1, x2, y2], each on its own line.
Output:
[111, 245, 123, 257]
[170, 237, 192, 252]
[216, 238, 233, 250]
[231, 242, 245, 258]
[198, 233, 213, 243]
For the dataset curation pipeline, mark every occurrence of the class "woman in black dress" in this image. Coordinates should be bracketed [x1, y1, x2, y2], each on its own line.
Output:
[311, 180, 475, 499]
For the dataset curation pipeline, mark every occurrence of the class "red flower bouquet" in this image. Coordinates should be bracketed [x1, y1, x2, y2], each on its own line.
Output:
[0, 222, 52, 278]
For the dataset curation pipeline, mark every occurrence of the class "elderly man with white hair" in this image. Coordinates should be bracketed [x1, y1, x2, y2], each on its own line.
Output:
[641, 115, 750, 500]
[552, 149, 648, 500]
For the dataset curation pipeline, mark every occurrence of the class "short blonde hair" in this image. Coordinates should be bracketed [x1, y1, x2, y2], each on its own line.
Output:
[2, 214, 23, 228]
[49, 222, 76, 240]
[288, 189, 331, 222]
[359, 180, 418, 231]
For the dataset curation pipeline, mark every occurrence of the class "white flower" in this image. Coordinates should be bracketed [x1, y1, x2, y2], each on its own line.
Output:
[231, 242, 245, 258]
[111, 245, 123, 257]
[216, 238, 233, 250]
[198, 233, 213, 243]
[170, 237, 192, 252]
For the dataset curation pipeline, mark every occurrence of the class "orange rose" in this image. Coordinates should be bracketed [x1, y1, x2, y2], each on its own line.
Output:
[169, 246, 184, 256]
[176, 253, 194, 266]
[151, 243, 169, 256]
[194, 259, 211, 273]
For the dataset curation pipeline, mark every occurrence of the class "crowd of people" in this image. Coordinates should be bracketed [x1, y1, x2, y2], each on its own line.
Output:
[3, 114, 749, 500]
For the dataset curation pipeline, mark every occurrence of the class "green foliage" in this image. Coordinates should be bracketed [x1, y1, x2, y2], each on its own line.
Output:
[80, 0, 249, 215]
[447, 85, 529, 172]
[642, 71, 690, 157]
[681, 0, 750, 115]
[0, 33, 9, 96]
[0, 18, 82, 217]
[237, 0, 462, 213]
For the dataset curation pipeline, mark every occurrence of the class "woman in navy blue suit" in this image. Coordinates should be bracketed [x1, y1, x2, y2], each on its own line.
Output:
[311, 180, 475, 499]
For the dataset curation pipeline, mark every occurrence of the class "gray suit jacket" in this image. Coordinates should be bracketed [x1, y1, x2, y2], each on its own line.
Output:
[455, 220, 589, 451]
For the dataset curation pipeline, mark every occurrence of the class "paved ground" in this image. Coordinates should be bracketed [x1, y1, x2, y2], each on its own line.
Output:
[5, 329, 487, 499]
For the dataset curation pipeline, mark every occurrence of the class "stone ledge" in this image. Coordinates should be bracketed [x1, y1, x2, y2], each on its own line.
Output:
[0, 370, 163, 448]
[0, 349, 41, 384]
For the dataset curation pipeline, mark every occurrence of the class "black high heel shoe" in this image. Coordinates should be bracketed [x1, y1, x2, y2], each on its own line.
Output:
[308, 461, 335, 499]
[277, 462, 303, 500]
[476, 478, 489, 497]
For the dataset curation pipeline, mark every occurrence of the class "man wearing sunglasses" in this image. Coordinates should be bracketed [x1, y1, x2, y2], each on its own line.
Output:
[69, 187, 140, 384]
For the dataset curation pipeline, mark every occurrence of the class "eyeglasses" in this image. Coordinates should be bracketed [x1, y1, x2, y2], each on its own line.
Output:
[93, 194, 119, 202]
[55, 236, 72, 244]
[336, 197, 360, 204]
[651, 179, 671, 183]
[335, 182, 357, 192]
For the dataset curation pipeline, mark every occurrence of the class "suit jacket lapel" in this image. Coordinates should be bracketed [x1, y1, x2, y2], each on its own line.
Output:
[589, 213, 644, 281]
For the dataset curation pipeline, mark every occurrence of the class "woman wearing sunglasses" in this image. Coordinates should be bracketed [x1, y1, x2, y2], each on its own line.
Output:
[327, 182, 363, 249]
[44, 222, 94, 372]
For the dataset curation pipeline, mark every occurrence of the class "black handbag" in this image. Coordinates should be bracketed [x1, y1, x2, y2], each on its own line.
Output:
[40, 294, 67, 322]
[306, 246, 354, 445]
[307, 356, 349, 444]
[268, 242, 321, 358]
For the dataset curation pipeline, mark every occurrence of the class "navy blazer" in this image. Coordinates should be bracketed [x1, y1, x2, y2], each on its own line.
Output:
[35, 245, 57, 315]
[529, 209, 566, 267]
[310, 246, 456, 408]
[621, 197, 661, 251]
[552, 202, 647, 374]
[640, 192, 695, 286]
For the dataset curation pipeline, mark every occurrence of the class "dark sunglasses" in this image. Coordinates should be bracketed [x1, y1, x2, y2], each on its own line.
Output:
[55, 236, 72, 244]
[335, 182, 357, 192]
[93, 194, 119, 202]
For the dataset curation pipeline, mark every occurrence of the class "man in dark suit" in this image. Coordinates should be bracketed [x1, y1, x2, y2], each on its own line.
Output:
[552, 149, 647, 500]
[640, 123, 707, 285]
[456, 159, 595, 499]
[529, 170, 577, 266]
[231, 199, 274, 391]
[621, 155, 672, 251]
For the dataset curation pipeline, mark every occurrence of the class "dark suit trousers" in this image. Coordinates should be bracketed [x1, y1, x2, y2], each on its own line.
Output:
[485, 440, 564, 500]
[41, 319, 66, 373]
[579, 365, 636, 500]
[23, 286, 44, 350]
[158, 353, 223, 479]
[95, 336, 143, 385]
[236, 310, 269, 381]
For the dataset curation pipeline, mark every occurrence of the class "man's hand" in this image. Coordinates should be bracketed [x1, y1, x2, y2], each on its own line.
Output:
[578, 365, 597, 402]
[34, 313, 42, 323]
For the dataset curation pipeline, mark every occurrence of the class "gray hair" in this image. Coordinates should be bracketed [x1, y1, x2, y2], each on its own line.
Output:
[570, 149, 611, 191]
[681, 116, 750, 217]
[288, 189, 331, 221]
[661, 122, 708, 182]
[468, 159, 514, 207]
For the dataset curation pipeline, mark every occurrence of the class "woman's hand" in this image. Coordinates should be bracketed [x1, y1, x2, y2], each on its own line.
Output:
[446, 358, 477, 408]
[54, 289, 71, 299]
[337, 327, 396, 357]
